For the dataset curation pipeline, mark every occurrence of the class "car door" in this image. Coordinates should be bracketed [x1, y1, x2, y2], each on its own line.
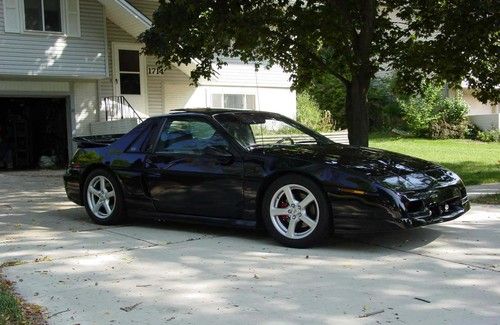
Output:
[143, 115, 244, 219]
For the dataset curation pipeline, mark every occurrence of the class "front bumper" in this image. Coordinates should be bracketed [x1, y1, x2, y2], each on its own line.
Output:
[331, 183, 470, 234]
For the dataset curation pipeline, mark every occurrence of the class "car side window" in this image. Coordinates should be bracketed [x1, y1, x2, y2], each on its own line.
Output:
[155, 118, 229, 154]
[127, 127, 150, 153]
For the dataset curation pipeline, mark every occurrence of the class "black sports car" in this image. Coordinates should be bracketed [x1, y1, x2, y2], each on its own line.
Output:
[64, 109, 470, 247]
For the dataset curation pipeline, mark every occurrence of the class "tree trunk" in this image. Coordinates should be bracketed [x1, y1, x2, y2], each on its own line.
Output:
[343, 0, 375, 147]
[345, 76, 370, 147]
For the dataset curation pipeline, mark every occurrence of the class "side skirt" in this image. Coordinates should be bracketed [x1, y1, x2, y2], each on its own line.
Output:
[128, 209, 257, 229]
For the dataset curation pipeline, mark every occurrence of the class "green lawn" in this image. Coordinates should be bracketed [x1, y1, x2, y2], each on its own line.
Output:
[370, 134, 500, 186]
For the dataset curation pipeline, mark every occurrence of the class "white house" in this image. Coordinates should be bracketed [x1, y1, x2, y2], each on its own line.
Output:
[0, 0, 296, 169]
[452, 83, 499, 131]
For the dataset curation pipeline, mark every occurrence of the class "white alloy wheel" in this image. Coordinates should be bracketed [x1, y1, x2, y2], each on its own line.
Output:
[86, 175, 116, 219]
[269, 184, 320, 239]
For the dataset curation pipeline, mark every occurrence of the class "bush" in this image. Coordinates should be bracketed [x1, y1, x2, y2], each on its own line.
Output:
[296, 92, 335, 132]
[368, 77, 403, 130]
[305, 75, 346, 129]
[399, 83, 442, 136]
[398, 82, 470, 139]
[465, 122, 482, 139]
[428, 120, 467, 139]
[476, 129, 500, 142]
[440, 96, 469, 124]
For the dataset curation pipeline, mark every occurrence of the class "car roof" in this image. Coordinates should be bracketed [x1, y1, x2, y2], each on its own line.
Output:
[155, 108, 277, 118]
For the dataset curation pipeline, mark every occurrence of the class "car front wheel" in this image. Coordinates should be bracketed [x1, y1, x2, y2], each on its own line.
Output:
[262, 175, 332, 248]
[83, 169, 125, 225]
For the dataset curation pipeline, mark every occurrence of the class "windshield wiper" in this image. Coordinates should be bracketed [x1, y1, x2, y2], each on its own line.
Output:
[295, 140, 317, 144]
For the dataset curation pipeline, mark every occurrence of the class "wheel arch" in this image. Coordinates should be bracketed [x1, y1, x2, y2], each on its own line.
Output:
[254, 171, 333, 228]
[79, 164, 116, 202]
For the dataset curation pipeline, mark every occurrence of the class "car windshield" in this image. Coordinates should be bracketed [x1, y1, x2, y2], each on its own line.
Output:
[214, 112, 332, 150]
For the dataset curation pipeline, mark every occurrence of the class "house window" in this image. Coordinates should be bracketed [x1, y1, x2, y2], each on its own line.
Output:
[24, 0, 62, 32]
[211, 94, 256, 110]
[118, 50, 141, 95]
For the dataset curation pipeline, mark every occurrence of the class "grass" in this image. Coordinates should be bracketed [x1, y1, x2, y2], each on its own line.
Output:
[370, 133, 500, 186]
[0, 261, 45, 325]
[0, 278, 24, 325]
[470, 194, 500, 205]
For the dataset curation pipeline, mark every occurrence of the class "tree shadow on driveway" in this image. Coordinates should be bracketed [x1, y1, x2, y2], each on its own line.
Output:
[1, 170, 499, 324]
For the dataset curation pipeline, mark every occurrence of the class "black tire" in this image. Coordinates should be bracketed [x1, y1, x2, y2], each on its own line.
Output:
[262, 174, 332, 248]
[83, 168, 125, 225]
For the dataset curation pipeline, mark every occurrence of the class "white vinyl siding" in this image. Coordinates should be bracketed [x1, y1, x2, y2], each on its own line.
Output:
[73, 80, 98, 136]
[201, 61, 292, 88]
[0, 0, 105, 77]
[146, 55, 163, 115]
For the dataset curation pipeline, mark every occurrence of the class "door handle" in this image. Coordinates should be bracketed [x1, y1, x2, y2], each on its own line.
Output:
[144, 157, 156, 168]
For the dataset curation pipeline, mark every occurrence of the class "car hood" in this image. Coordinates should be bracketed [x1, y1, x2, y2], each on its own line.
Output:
[253, 144, 460, 191]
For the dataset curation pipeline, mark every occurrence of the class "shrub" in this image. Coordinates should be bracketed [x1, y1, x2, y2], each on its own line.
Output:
[465, 122, 482, 140]
[428, 119, 467, 139]
[398, 82, 470, 138]
[440, 96, 469, 125]
[296, 92, 335, 132]
[305, 75, 346, 129]
[368, 77, 403, 130]
[476, 129, 500, 142]
[399, 83, 442, 136]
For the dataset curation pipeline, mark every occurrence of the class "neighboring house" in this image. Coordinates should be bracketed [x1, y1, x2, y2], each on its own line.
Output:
[0, 0, 296, 169]
[451, 84, 499, 131]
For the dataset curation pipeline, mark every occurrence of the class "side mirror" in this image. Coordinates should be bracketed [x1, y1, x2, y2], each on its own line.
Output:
[204, 146, 234, 164]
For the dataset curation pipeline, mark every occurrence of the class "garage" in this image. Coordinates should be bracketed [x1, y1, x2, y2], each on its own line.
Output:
[0, 97, 69, 170]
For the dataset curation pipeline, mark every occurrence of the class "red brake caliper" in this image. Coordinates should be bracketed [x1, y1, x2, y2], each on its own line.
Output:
[278, 196, 289, 223]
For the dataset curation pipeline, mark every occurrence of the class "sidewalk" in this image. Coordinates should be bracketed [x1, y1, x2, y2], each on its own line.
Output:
[466, 183, 500, 198]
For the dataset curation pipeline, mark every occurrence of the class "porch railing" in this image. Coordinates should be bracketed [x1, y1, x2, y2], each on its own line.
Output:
[102, 96, 144, 122]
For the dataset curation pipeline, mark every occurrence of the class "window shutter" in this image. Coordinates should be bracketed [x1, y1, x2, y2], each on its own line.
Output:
[3, 0, 21, 33]
[65, 0, 80, 37]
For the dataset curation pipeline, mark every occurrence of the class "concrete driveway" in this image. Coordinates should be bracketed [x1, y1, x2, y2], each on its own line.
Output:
[1, 171, 499, 324]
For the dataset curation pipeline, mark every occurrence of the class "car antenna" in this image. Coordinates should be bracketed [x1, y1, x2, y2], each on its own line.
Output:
[254, 64, 265, 145]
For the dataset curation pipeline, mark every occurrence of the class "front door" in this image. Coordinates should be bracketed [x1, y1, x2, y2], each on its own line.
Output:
[112, 43, 147, 114]
[144, 116, 244, 219]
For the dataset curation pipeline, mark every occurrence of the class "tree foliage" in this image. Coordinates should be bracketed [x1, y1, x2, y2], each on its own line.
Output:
[140, 0, 499, 146]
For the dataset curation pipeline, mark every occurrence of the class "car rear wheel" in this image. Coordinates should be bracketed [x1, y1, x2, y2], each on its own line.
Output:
[83, 169, 125, 225]
[262, 175, 332, 248]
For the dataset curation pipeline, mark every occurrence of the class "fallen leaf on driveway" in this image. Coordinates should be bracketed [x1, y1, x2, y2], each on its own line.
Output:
[358, 309, 384, 318]
[48, 308, 70, 318]
[120, 302, 142, 312]
[34, 256, 52, 263]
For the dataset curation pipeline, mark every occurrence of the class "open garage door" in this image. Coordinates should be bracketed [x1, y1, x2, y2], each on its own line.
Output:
[0, 97, 69, 170]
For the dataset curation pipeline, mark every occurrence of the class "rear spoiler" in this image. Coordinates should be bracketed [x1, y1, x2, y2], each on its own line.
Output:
[73, 134, 123, 148]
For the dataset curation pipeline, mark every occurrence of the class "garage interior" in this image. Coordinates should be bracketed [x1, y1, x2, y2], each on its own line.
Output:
[0, 97, 68, 170]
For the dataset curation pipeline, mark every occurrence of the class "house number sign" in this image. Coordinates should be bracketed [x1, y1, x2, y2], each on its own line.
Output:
[147, 66, 166, 76]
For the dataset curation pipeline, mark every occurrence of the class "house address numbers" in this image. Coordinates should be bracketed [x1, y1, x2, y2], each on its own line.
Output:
[147, 66, 166, 76]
